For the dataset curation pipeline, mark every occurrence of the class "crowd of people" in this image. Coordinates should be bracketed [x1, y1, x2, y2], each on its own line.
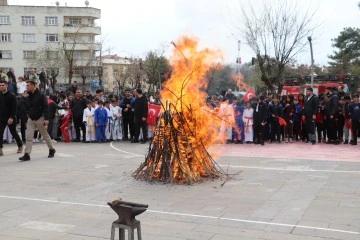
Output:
[1, 67, 360, 162]
[209, 87, 360, 146]
[0, 67, 153, 161]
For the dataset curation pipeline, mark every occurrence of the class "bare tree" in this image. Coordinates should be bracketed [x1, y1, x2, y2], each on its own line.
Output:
[128, 58, 146, 89]
[234, 0, 317, 93]
[26, 44, 65, 90]
[62, 26, 85, 85]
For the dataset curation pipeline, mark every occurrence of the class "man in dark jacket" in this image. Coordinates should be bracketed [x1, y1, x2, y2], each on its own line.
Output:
[120, 89, 135, 140]
[325, 87, 339, 144]
[303, 88, 319, 145]
[252, 96, 267, 145]
[70, 89, 87, 142]
[349, 94, 360, 145]
[132, 89, 148, 144]
[0, 80, 23, 156]
[19, 80, 56, 161]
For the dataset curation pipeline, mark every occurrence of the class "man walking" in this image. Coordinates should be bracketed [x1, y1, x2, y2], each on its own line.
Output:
[0, 80, 23, 156]
[132, 89, 148, 144]
[19, 80, 55, 161]
[303, 88, 319, 145]
[70, 89, 87, 142]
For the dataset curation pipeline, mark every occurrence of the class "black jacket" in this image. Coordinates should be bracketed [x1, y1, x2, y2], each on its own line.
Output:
[49, 102, 67, 119]
[325, 94, 338, 117]
[17, 97, 28, 120]
[253, 102, 267, 123]
[304, 95, 319, 117]
[134, 95, 148, 119]
[70, 96, 87, 117]
[24, 89, 49, 120]
[120, 97, 135, 116]
[0, 91, 17, 120]
[269, 103, 282, 122]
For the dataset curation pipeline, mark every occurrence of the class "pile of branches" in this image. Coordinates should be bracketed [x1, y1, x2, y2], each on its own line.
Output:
[132, 102, 224, 184]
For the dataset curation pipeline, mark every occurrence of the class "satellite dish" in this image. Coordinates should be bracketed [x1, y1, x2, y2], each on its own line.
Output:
[85, 0, 89, 7]
[55, 1, 60, 6]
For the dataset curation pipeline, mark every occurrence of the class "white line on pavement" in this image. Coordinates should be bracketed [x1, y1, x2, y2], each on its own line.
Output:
[218, 165, 360, 174]
[109, 142, 144, 157]
[109, 143, 360, 174]
[0, 194, 358, 236]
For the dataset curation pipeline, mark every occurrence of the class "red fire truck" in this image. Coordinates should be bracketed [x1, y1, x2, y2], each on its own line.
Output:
[276, 75, 354, 97]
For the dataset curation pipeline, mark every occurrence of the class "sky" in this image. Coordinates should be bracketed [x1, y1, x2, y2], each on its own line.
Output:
[9, 0, 360, 66]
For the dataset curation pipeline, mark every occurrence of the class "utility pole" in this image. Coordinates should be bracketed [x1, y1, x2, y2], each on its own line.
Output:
[237, 40, 241, 91]
[307, 36, 314, 88]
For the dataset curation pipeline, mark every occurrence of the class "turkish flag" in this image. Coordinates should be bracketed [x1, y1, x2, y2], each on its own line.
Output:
[242, 88, 256, 102]
[147, 104, 161, 126]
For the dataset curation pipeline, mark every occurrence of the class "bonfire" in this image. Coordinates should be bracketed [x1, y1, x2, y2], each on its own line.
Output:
[132, 36, 228, 184]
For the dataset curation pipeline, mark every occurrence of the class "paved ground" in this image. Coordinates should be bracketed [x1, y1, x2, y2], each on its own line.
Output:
[0, 140, 360, 240]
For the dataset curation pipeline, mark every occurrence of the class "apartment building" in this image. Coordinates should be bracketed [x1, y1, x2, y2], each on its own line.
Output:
[0, 0, 101, 84]
[100, 55, 133, 93]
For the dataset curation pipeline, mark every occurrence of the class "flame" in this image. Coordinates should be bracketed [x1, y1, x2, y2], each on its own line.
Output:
[161, 36, 225, 147]
[133, 36, 233, 183]
[231, 72, 248, 91]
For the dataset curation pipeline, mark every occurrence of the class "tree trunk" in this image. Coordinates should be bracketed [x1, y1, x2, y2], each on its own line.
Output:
[68, 60, 73, 85]
[276, 64, 285, 95]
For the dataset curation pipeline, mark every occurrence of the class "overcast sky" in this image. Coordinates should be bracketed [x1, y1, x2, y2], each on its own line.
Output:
[9, 0, 360, 66]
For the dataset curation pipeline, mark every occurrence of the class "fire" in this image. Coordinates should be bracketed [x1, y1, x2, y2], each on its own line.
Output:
[232, 72, 248, 91]
[133, 36, 227, 184]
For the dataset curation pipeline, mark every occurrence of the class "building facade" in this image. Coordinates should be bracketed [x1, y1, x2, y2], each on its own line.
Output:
[0, 1, 101, 84]
[100, 55, 132, 94]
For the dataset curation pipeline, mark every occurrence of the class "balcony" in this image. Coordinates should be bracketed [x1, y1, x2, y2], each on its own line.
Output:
[63, 24, 101, 35]
[63, 42, 101, 51]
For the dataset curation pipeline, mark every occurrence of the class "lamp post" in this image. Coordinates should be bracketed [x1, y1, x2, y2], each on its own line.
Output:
[307, 36, 314, 88]
[237, 40, 241, 91]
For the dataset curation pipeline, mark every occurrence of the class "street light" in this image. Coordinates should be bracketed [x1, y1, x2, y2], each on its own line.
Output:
[307, 36, 315, 88]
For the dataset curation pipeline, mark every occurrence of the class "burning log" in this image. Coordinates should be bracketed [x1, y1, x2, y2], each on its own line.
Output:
[133, 102, 224, 184]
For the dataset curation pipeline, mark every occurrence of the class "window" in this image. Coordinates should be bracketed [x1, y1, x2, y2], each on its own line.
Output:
[46, 34, 58, 42]
[46, 51, 58, 59]
[21, 16, 35, 25]
[24, 68, 36, 75]
[0, 33, 11, 42]
[69, 18, 81, 26]
[0, 16, 10, 25]
[23, 34, 35, 42]
[73, 51, 82, 59]
[0, 50, 12, 59]
[45, 17, 58, 26]
[88, 35, 95, 43]
[23, 51, 36, 59]
[73, 67, 85, 76]
[88, 18, 94, 26]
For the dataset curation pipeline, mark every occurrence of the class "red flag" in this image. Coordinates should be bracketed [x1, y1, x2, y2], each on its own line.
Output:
[243, 88, 256, 102]
[60, 111, 72, 143]
[278, 117, 287, 126]
[147, 104, 161, 126]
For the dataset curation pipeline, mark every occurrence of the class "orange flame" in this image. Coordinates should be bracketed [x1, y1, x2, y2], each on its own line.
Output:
[231, 72, 248, 91]
[160, 36, 226, 147]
